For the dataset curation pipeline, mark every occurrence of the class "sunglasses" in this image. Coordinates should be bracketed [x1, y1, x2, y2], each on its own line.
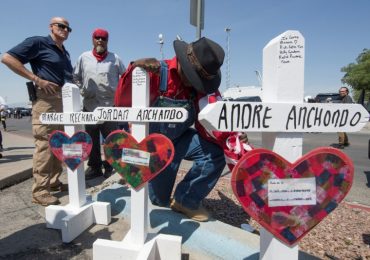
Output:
[51, 23, 72, 33]
[94, 36, 107, 41]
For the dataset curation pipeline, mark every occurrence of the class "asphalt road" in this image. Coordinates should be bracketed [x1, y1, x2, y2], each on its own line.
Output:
[3, 117, 370, 206]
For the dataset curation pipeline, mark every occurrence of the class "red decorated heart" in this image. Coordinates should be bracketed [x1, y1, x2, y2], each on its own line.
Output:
[231, 147, 353, 245]
[49, 130, 92, 171]
[104, 130, 174, 190]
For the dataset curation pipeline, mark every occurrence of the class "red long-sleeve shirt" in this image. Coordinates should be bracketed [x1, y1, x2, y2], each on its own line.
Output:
[114, 57, 252, 170]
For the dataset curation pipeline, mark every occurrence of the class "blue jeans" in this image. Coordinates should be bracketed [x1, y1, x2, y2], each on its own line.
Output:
[149, 128, 226, 209]
[85, 121, 118, 169]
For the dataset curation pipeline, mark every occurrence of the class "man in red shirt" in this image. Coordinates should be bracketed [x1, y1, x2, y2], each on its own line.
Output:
[115, 37, 249, 221]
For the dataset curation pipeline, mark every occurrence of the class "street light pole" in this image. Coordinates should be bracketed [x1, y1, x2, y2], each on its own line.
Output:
[158, 34, 164, 60]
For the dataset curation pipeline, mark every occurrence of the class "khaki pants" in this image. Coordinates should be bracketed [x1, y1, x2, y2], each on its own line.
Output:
[31, 88, 64, 197]
[338, 132, 349, 145]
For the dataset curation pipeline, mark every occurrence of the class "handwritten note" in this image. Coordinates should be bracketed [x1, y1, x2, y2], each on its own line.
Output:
[279, 34, 304, 64]
[39, 107, 188, 125]
[268, 178, 316, 207]
[198, 101, 368, 132]
[122, 148, 150, 166]
[132, 69, 147, 87]
[62, 143, 83, 157]
[62, 87, 72, 99]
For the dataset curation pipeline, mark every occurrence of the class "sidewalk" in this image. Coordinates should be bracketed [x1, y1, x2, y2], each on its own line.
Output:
[0, 131, 34, 189]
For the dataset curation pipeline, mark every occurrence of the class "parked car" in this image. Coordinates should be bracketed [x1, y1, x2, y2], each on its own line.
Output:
[20, 108, 32, 116]
[314, 93, 341, 103]
[223, 96, 262, 102]
[13, 107, 32, 117]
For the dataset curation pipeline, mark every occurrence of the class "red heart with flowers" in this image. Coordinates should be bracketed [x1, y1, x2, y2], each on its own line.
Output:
[104, 130, 174, 190]
[49, 130, 92, 171]
[231, 147, 353, 245]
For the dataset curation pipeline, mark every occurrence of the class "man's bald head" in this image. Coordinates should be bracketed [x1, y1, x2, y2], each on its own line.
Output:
[49, 17, 71, 44]
[50, 17, 69, 26]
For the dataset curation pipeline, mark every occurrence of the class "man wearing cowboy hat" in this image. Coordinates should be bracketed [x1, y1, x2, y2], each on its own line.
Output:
[115, 37, 250, 222]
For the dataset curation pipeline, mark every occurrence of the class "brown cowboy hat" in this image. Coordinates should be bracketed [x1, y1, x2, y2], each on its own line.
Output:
[174, 37, 225, 94]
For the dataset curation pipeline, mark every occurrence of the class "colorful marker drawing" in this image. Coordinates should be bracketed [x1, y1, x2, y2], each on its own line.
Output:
[49, 130, 92, 171]
[104, 130, 174, 190]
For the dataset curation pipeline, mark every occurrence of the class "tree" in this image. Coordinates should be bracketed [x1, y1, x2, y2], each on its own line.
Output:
[341, 49, 370, 104]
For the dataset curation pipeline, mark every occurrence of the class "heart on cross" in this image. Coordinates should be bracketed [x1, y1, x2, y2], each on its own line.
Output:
[49, 130, 92, 171]
[104, 130, 174, 190]
[231, 147, 353, 245]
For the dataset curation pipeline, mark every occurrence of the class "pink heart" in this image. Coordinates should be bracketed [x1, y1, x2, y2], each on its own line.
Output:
[231, 147, 353, 245]
[49, 130, 92, 171]
[104, 130, 174, 190]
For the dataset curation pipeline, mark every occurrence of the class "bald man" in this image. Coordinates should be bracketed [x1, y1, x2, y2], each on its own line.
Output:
[1, 17, 73, 206]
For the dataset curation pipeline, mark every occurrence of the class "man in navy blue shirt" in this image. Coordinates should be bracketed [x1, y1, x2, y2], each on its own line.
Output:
[1, 17, 73, 206]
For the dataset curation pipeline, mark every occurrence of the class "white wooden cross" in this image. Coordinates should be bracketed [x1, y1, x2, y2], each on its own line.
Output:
[93, 68, 182, 260]
[198, 30, 368, 260]
[40, 67, 184, 259]
[44, 84, 111, 243]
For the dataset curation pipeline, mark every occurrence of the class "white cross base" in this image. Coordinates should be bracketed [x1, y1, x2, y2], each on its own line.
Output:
[45, 198, 111, 243]
[44, 84, 111, 243]
[92, 68, 182, 259]
[93, 231, 182, 260]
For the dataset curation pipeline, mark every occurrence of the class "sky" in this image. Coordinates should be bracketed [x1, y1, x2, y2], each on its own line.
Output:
[0, 0, 369, 105]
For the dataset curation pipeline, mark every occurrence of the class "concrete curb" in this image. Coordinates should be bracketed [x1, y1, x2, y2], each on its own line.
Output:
[0, 131, 34, 189]
[0, 168, 32, 190]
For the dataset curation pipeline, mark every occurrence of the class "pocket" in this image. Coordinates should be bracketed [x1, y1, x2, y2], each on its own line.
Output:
[149, 97, 195, 140]
[32, 98, 62, 124]
[97, 63, 112, 86]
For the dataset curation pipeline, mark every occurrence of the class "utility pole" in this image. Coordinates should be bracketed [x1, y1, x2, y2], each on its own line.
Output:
[225, 27, 231, 89]
[190, 0, 204, 40]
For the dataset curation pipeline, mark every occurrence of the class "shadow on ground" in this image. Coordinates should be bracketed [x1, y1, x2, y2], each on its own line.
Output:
[0, 154, 33, 163]
[205, 190, 252, 229]
[96, 185, 129, 216]
[0, 221, 116, 259]
[150, 208, 200, 243]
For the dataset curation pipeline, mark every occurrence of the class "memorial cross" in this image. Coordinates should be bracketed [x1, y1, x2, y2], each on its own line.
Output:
[38, 68, 183, 258]
[93, 68, 182, 260]
[198, 30, 368, 260]
[44, 84, 111, 243]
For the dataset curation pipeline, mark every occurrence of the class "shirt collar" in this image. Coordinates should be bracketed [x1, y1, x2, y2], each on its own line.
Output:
[47, 35, 66, 52]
